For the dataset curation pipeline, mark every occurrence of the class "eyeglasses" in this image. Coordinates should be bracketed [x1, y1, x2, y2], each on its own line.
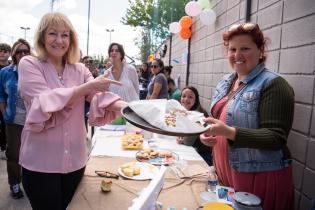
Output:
[151, 65, 159, 68]
[15, 49, 30, 55]
[0, 49, 9, 53]
[228, 23, 257, 32]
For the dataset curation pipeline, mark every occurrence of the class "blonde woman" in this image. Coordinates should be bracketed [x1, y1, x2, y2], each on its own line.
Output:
[18, 12, 126, 209]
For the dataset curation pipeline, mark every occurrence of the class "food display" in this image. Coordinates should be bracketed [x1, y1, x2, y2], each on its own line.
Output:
[118, 162, 159, 180]
[101, 180, 113, 192]
[136, 148, 178, 165]
[126, 99, 210, 136]
[165, 108, 188, 127]
[121, 133, 144, 149]
[120, 162, 141, 177]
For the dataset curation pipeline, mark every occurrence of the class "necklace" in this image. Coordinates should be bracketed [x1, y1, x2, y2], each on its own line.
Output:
[57, 72, 65, 85]
[58, 73, 63, 80]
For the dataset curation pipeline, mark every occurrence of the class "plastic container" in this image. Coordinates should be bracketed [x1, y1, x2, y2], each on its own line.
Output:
[233, 192, 262, 210]
[207, 166, 218, 192]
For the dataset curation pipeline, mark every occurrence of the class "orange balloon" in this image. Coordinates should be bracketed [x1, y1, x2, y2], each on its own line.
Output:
[148, 54, 155, 61]
[180, 28, 192, 39]
[180, 16, 193, 29]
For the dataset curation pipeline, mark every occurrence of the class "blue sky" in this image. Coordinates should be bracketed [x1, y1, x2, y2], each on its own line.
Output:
[0, 0, 141, 63]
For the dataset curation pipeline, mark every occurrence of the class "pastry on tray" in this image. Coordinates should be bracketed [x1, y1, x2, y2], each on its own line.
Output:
[121, 133, 144, 149]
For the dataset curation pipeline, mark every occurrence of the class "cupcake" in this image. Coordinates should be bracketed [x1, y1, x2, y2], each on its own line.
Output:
[101, 180, 113, 192]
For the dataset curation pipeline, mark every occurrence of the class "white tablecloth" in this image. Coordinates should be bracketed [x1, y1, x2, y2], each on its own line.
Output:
[90, 126, 203, 161]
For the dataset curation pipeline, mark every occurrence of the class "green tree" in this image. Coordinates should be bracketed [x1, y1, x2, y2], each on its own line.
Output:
[122, 0, 189, 62]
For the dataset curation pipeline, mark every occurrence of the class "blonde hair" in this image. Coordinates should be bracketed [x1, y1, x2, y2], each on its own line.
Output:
[34, 12, 80, 64]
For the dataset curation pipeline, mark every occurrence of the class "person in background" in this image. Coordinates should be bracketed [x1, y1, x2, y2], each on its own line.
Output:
[176, 86, 212, 166]
[140, 62, 151, 87]
[167, 78, 181, 101]
[81, 55, 100, 131]
[0, 43, 11, 160]
[164, 65, 173, 79]
[147, 58, 168, 99]
[104, 43, 139, 102]
[200, 23, 294, 210]
[139, 62, 151, 100]
[0, 39, 31, 199]
[18, 12, 126, 210]
[82, 56, 99, 78]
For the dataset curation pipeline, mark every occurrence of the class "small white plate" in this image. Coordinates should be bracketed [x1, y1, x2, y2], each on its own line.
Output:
[118, 162, 159, 180]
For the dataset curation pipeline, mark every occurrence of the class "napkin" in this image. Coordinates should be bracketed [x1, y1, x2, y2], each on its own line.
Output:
[128, 99, 208, 134]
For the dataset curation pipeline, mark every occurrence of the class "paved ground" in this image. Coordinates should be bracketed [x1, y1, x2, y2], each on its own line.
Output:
[0, 127, 93, 210]
[0, 158, 31, 210]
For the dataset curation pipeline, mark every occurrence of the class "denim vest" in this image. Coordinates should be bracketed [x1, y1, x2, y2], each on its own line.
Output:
[210, 64, 291, 172]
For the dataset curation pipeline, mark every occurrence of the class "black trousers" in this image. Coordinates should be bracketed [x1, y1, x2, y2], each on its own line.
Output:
[22, 167, 85, 210]
[6, 124, 23, 185]
[0, 113, 6, 151]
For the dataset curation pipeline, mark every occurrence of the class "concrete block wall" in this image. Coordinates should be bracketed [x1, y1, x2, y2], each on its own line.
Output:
[162, 0, 315, 209]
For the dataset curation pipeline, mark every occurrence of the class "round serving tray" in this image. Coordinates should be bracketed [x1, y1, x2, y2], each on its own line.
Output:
[121, 106, 209, 137]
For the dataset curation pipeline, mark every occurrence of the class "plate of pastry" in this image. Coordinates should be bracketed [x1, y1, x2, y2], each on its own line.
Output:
[135, 148, 178, 165]
[118, 162, 159, 180]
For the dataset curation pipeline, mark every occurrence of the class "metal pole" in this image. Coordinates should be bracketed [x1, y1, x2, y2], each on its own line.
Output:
[87, 0, 91, 55]
[245, 0, 252, 22]
[106, 29, 114, 45]
[20, 27, 30, 40]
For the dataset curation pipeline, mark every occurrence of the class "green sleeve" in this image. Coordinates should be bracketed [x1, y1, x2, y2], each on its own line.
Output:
[229, 77, 294, 150]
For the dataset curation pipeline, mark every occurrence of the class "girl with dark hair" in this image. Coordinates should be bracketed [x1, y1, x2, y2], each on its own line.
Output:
[176, 86, 212, 166]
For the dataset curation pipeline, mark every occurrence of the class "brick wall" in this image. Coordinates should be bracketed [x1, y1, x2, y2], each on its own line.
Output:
[160, 0, 315, 209]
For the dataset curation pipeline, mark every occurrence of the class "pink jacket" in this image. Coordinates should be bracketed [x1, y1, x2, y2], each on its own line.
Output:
[18, 56, 120, 173]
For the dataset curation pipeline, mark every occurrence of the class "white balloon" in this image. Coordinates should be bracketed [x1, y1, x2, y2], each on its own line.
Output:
[185, 1, 202, 17]
[169, 22, 181, 34]
[200, 9, 216, 26]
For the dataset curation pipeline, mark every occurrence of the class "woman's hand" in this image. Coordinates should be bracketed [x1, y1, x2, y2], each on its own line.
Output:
[90, 73, 122, 92]
[203, 117, 236, 140]
[109, 100, 128, 112]
[199, 133, 217, 147]
[176, 136, 184, 144]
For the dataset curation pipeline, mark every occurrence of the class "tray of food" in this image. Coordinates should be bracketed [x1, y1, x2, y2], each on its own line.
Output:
[136, 148, 178, 165]
[121, 133, 144, 149]
[121, 106, 209, 137]
[118, 162, 159, 180]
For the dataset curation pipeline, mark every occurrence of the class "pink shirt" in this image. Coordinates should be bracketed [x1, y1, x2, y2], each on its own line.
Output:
[18, 56, 120, 173]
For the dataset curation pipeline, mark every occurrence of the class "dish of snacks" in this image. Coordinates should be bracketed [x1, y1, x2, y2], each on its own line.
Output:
[121, 133, 144, 149]
[136, 148, 178, 165]
[122, 106, 210, 137]
[118, 162, 158, 180]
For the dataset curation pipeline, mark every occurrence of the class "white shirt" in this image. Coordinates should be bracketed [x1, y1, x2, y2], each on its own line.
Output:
[105, 63, 139, 102]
